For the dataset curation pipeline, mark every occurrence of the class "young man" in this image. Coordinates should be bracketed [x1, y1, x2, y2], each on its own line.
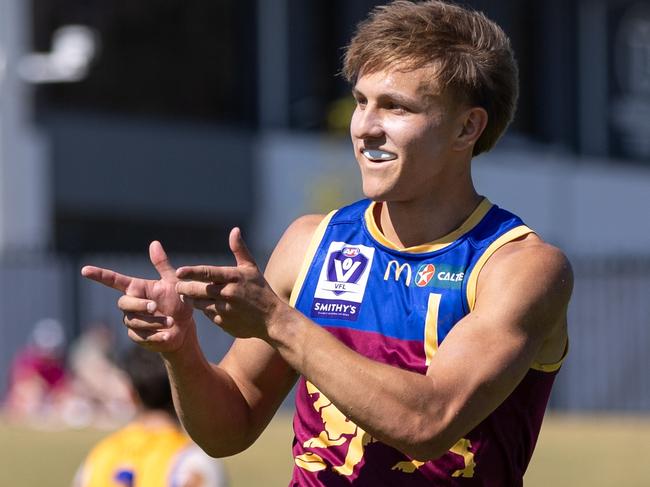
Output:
[73, 346, 228, 487]
[82, 1, 572, 485]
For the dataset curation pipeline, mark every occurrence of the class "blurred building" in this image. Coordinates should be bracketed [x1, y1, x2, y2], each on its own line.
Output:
[1, 0, 649, 411]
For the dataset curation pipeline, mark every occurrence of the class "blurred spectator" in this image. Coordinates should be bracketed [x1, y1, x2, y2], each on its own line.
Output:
[3, 318, 71, 426]
[3, 319, 137, 429]
[65, 323, 135, 428]
[72, 346, 228, 487]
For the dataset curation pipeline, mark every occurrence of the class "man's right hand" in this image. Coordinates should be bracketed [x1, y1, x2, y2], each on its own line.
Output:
[81, 241, 194, 353]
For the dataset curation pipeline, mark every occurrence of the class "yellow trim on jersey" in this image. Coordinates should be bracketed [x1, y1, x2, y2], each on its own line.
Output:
[364, 198, 493, 253]
[424, 293, 441, 366]
[463, 225, 568, 373]
[531, 339, 569, 372]
[465, 225, 534, 311]
[289, 210, 337, 307]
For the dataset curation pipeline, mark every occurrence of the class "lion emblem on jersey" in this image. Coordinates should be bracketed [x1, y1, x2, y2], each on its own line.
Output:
[295, 381, 476, 478]
[294, 381, 375, 476]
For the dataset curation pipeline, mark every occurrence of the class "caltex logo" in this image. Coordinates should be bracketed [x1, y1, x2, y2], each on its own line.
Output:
[415, 263, 436, 287]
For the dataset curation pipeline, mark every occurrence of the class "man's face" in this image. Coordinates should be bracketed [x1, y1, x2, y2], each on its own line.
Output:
[350, 67, 465, 203]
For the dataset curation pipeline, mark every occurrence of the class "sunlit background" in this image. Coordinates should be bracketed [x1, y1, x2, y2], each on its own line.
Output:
[1, 0, 649, 485]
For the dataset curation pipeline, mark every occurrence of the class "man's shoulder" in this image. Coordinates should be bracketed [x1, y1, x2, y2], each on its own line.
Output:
[493, 233, 571, 275]
[470, 233, 572, 366]
[265, 214, 328, 300]
[277, 213, 329, 262]
[285, 214, 328, 238]
[265, 199, 380, 298]
[483, 233, 572, 290]
[478, 233, 573, 330]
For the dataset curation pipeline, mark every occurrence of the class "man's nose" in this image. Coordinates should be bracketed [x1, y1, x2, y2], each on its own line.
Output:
[351, 106, 384, 140]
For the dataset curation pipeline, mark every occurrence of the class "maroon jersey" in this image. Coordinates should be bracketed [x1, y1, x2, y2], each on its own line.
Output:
[289, 200, 565, 486]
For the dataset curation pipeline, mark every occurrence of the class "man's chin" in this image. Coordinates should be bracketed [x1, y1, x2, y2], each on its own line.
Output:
[362, 182, 384, 200]
[362, 185, 394, 202]
[362, 190, 385, 202]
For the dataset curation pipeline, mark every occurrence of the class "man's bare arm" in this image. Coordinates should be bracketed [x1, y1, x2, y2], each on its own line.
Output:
[81, 215, 324, 456]
[177, 231, 572, 460]
[269, 234, 571, 459]
[163, 215, 325, 455]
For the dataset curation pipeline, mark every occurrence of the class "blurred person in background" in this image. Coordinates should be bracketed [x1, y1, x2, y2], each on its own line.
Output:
[67, 323, 135, 428]
[3, 318, 71, 426]
[82, 1, 572, 485]
[72, 346, 228, 487]
[4, 318, 136, 429]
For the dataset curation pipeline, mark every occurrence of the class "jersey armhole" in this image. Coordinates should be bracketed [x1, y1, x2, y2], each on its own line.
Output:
[289, 210, 336, 307]
[465, 225, 569, 373]
[465, 225, 534, 311]
[531, 338, 569, 372]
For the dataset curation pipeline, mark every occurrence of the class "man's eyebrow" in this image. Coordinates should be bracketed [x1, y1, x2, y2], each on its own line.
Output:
[380, 91, 419, 106]
[351, 87, 419, 106]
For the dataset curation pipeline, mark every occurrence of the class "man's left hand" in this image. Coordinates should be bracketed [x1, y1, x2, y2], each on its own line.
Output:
[175, 227, 283, 340]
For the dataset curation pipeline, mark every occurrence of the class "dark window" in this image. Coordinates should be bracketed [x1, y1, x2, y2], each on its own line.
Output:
[31, 0, 257, 125]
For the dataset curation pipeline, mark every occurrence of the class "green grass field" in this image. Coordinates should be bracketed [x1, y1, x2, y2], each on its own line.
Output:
[2, 413, 649, 486]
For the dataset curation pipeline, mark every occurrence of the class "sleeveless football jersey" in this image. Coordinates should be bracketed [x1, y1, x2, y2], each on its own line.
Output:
[76, 422, 221, 487]
[289, 198, 564, 486]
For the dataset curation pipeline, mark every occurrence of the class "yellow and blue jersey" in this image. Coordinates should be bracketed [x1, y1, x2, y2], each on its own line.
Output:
[76, 422, 195, 487]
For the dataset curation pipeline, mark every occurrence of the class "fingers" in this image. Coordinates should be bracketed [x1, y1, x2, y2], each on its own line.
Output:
[177, 297, 227, 326]
[119, 295, 173, 331]
[126, 327, 171, 346]
[123, 312, 171, 331]
[175, 280, 223, 299]
[81, 266, 133, 293]
[149, 241, 177, 281]
[176, 265, 239, 284]
[174, 227, 255, 284]
[229, 227, 256, 267]
[192, 298, 230, 314]
[191, 298, 225, 326]
[118, 295, 158, 314]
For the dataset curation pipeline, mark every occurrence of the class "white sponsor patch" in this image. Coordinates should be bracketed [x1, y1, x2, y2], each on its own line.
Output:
[311, 242, 375, 321]
[314, 242, 375, 302]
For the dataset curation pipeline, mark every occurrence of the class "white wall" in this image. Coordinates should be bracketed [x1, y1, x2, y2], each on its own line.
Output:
[476, 149, 650, 255]
[253, 131, 362, 254]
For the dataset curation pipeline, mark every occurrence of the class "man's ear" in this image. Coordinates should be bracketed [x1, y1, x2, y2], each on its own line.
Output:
[453, 107, 488, 151]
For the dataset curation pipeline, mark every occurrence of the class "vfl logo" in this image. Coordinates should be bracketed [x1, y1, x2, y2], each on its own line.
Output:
[383, 260, 412, 286]
[327, 247, 368, 295]
[312, 242, 375, 321]
[415, 264, 436, 287]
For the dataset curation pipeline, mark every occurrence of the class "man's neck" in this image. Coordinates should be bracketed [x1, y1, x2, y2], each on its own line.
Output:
[374, 188, 483, 249]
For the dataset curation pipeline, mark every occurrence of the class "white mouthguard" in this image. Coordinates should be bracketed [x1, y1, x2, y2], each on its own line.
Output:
[362, 149, 397, 161]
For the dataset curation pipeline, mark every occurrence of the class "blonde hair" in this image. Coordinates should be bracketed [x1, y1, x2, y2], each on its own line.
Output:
[343, 0, 518, 155]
